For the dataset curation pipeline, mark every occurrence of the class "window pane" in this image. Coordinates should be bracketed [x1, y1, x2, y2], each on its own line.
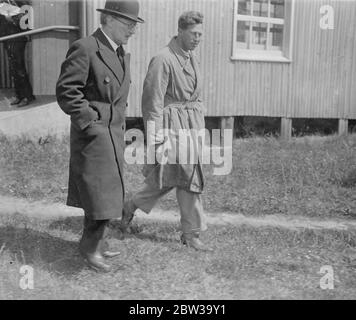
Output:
[236, 20, 249, 49]
[271, 0, 284, 19]
[251, 22, 267, 49]
[253, 0, 268, 17]
[270, 24, 283, 49]
[233, 0, 287, 57]
[238, 0, 251, 15]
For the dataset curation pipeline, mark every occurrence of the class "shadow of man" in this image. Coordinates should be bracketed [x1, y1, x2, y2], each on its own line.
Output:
[0, 224, 86, 277]
[49, 216, 181, 245]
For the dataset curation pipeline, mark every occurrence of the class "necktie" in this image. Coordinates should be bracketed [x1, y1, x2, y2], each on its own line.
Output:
[116, 46, 125, 71]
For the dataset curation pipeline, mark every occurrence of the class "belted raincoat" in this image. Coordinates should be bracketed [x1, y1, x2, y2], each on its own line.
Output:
[142, 37, 205, 193]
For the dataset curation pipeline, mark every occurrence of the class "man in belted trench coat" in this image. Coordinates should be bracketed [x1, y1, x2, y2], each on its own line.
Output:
[122, 11, 213, 252]
[56, 0, 144, 272]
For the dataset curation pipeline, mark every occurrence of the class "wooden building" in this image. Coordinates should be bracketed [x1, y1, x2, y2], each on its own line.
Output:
[1, 0, 355, 137]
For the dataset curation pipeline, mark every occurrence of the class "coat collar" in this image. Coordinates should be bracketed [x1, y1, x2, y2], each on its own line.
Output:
[93, 28, 126, 85]
[168, 37, 193, 73]
[100, 27, 119, 52]
[168, 37, 202, 101]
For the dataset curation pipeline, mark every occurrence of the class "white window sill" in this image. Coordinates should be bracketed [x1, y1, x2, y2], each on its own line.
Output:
[231, 53, 292, 63]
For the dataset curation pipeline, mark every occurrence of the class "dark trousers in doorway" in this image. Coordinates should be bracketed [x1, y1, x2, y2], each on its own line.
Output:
[5, 40, 34, 100]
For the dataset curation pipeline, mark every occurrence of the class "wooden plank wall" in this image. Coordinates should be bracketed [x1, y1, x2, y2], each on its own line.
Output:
[120, 0, 291, 118]
[30, 0, 80, 95]
[67, 0, 356, 120]
[289, 0, 356, 119]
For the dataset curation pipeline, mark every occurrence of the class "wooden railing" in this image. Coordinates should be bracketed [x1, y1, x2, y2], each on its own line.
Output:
[0, 25, 79, 89]
[0, 25, 79, 42]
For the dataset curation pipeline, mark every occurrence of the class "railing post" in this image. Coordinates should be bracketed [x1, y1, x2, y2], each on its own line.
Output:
[338, 119, 348, 136]
[280, 117, 292, 140]
[220, 116, 234, 144]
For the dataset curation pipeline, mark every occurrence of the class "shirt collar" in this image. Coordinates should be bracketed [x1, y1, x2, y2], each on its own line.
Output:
[169, 36, 192, 66]
[100, 27, 119, 52]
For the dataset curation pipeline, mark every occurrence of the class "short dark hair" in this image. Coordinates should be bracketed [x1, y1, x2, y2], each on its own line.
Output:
[178, 11, 203, 30]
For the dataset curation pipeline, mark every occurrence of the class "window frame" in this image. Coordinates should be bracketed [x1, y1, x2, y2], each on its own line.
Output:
[231, 0, 295, 63]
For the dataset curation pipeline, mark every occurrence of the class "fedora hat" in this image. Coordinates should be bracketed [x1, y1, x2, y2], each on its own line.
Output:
[97, 0, 144, 23]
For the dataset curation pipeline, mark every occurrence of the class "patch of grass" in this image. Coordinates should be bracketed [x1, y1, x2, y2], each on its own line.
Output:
[0, 213, 355, 299]
[0, 134, 356, 218]
[0, 134, 69, 202]
[203, 135, 356, 218]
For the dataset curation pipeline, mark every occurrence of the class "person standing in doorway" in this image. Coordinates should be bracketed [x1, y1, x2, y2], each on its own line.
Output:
[0, 0, 35, 107]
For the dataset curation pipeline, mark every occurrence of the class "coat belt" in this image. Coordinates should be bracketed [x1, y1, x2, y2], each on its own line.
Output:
[165, 101, 203, 111]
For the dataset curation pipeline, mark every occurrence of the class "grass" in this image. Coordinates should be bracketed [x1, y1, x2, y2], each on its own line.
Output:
[1, 133, 355, 299]
[0, 212, 355, 299]
[0, 133, 356, 219]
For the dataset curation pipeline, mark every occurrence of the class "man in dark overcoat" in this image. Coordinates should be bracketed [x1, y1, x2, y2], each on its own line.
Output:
[56, 0, 144, 272]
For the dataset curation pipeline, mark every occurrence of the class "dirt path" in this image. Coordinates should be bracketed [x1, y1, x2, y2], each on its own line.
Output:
[1, 194, 356, 231]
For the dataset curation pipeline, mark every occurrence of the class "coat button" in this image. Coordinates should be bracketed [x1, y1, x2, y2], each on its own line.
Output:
[104, 76, 111, 84]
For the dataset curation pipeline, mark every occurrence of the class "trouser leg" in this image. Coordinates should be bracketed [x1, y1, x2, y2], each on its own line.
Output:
[121, 184, 173, 233]
[80, 217, 108, 254]
[79, 217, 111, 272]
[5, 42, 20, 98]
[132, 184, 207, 234]
[176, 189, 213, 252]
[132, 184, 173, 214]
[176, 188, 207, 237]
[6, 41, 33, 99]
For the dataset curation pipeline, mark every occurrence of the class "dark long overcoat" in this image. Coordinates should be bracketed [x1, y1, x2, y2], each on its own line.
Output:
[56, 29, 129, 220]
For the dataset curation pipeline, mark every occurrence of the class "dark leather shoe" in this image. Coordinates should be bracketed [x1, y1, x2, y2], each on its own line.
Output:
[17, 96, 35, 108]
[10, 97, 22, 105]
[101, 240, 120, 258]
[102, 250, 121, 258]
[181, 235, 214, 252]
[79, 249, 111, 272]
[17, 98, 29, 108]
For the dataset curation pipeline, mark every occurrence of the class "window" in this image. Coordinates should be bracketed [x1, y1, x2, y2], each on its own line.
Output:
[232, 0, 294, 62]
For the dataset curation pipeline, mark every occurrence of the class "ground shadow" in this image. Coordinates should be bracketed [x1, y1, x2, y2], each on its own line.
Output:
[0, 225, 86, 276]
[48, 216, 83, 234]
[48, 216, 181, 247]
[131, 231, 180, 244]
[108, 219, 181, 244]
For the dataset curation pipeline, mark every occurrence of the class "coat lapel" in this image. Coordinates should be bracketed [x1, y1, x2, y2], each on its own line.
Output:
[93, 29, 124, 85]
[169, 38, 194, 76]
[189, 52, 202, 101]
[113, 53, 131, 105]
[168, 37, 201, 101]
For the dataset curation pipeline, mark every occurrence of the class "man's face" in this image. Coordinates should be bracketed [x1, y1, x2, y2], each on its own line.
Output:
[107, 15, 137, 45]
[178, 23, 203, 51]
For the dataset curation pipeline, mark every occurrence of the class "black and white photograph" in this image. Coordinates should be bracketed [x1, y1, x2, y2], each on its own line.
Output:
[0, 0, 355, 303]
